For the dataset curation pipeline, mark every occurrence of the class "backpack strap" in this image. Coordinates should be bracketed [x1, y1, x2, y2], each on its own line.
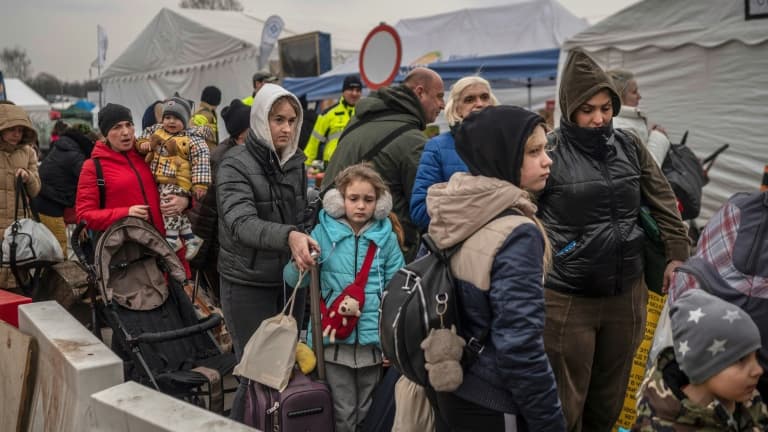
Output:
[320, 121, 418, 193]
[92, 157, 106, 209]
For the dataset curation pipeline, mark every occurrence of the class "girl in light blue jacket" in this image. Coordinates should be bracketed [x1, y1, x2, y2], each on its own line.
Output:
[284, 163, 404, 432]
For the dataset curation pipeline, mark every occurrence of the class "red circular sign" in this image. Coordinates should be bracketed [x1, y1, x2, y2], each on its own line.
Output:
[358, 24, 402, 90]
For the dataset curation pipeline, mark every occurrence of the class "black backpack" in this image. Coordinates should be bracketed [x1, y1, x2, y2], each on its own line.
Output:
[379, 234, 487, 387]
[661, 131, 708, 220]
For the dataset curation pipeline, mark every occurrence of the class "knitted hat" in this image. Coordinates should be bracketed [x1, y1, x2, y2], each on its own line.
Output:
[671, 289, 761, 384]
[252, 71, 278, 84]
[201, 86, 222, 106]
[98, 103, 133, 135]
[342, 75, 362, 91]
[221, 98, 251, 137]
[162, 97, 192, 128]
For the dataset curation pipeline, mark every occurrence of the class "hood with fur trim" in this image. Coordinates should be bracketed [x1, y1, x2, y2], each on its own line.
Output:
[249, 83, 303, 166]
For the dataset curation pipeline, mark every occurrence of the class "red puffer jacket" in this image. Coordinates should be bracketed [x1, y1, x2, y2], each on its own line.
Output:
[76, 141, 163, 232]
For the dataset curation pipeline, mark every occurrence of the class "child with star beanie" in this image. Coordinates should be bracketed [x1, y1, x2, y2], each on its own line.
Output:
[633, 289, 768, 431]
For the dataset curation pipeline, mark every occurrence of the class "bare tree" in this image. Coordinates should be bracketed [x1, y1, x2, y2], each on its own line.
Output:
[179, 0, 243, 11]
[0, 47, 32, 80]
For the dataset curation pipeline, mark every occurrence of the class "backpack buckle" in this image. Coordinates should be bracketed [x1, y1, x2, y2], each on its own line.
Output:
[466, 337, 484, 355]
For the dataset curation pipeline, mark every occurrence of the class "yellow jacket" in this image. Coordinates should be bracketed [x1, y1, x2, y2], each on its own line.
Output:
[304, 97, 355, 166]
[192, 101, 218, 150]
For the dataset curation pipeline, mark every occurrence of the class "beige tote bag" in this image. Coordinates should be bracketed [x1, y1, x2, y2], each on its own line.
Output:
[233, 272, 304, 392]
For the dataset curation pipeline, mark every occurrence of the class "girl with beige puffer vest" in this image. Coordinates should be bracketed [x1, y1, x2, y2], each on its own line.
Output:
[0, 102, 42, 290]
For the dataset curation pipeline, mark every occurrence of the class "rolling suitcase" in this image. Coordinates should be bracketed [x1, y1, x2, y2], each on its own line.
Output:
[243, 264, 334, 431]
[245, 371, 334, 431]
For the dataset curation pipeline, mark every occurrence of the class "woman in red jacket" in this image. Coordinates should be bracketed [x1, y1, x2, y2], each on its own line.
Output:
[75, 103, 190, 273]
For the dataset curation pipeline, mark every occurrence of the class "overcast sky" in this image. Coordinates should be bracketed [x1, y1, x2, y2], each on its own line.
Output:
[1, 0, 639, 82]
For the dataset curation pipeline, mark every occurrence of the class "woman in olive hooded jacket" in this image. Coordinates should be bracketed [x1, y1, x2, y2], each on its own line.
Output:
[536, 49, 689, 431]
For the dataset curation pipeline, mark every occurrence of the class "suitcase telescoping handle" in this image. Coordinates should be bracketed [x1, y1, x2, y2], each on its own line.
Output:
[309, 253, 326, 381]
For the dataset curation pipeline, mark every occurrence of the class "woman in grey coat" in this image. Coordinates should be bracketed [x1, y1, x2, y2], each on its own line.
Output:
[216, 84, 318, 422]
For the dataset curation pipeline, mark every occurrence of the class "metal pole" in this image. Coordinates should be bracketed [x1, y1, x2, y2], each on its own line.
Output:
[527, 77, 532, 110]
[309, 264, 326, 381]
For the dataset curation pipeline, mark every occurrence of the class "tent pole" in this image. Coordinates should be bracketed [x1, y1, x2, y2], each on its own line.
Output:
[527, 77, 532, 110]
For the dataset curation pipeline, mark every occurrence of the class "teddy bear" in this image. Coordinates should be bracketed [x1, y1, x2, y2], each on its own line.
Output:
[420, 325, 466, 392]
[322, 294, 361, 343]
[135, 132, 167, 164]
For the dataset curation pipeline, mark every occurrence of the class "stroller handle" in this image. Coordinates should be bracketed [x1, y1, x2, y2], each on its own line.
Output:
[128, 313, 223, 345]
[71, 221, 90, 265]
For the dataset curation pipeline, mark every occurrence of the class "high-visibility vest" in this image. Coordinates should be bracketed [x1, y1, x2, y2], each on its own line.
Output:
[304, 97, 355, 166]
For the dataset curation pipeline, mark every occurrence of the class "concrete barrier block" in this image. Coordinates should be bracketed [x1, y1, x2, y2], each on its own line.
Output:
[88, 381, 257, 432]
[18, 301, 123, 432]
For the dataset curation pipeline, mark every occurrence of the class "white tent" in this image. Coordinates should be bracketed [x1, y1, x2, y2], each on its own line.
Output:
[4, 78, 52, 148]
[101, 8, 355, 134]
[558, 0, 768, 220]
[287, 0, 587, 130]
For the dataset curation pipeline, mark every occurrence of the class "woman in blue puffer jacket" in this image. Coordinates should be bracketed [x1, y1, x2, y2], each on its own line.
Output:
[409, 76, 498, 230]
[284, 163, 405, 432]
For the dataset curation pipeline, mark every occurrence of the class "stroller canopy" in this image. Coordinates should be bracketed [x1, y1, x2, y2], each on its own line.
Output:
[95, 217, 187, 311]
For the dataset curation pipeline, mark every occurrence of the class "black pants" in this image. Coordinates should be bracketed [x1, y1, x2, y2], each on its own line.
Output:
[220, 277, 306, 423]
[430, 390, 505, 432]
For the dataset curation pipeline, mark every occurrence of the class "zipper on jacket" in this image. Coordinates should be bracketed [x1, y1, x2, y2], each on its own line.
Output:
[123, 153, 155, 227]
[598, 160, 624, 295]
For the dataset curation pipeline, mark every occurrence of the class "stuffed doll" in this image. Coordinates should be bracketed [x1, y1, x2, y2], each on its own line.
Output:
[319, 241, 377, 344]
[421, 325, 466, 392]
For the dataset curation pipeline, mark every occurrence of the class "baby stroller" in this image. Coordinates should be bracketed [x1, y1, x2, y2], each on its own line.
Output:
[71, 217, 236, 413]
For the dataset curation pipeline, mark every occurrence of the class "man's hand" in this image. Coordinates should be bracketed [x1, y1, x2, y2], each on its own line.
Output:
[288, 231, 320, 271]
[193, 187, 206, 201]
[662, 259, 684, 293]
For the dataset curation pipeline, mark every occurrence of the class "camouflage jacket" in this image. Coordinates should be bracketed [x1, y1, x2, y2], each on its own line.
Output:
[633, 348, 768, 431]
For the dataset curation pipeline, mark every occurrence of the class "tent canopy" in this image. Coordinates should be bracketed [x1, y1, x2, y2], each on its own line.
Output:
[559, 0, 768, 220]
[4, 78, 50, 112]
[101, 8, 359, 134]
[284, 48, 561, 102]
[284, 0, 586, 101]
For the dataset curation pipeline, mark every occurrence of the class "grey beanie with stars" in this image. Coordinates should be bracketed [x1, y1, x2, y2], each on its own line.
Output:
[670, 289, 761, 384]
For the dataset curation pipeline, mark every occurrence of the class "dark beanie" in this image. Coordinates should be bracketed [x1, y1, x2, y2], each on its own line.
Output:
[98, 103, 133, 135]
[342, 75, 362, 91]
[456, 105, 544, 187]
[221, 99, 251, 137]
[201, 86, 222, 106]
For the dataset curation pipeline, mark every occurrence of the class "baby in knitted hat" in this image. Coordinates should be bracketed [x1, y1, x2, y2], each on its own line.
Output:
[136, 96, 211, 260]
[633, 290, 768, 430]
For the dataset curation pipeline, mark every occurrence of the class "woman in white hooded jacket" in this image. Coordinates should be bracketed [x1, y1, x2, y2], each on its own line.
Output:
[216, 83, 319, 422]
[608, 69, 671, 167]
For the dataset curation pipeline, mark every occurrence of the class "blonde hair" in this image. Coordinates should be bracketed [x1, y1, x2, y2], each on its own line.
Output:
[334, 163, 389, 200]
[606, 69, 635, 103]
[445, 76, 499, 126]
[524, 123, 553, 272]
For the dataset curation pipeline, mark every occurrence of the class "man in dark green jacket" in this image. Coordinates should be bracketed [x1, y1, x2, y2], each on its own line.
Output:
[322, 67, 445, 261]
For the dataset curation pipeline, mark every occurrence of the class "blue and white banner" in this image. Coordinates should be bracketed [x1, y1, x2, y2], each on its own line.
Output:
[258, 15, 284, 70]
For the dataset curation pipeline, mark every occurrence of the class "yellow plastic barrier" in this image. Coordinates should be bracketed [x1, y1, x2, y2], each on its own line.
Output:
[613, 291, 665, 431]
